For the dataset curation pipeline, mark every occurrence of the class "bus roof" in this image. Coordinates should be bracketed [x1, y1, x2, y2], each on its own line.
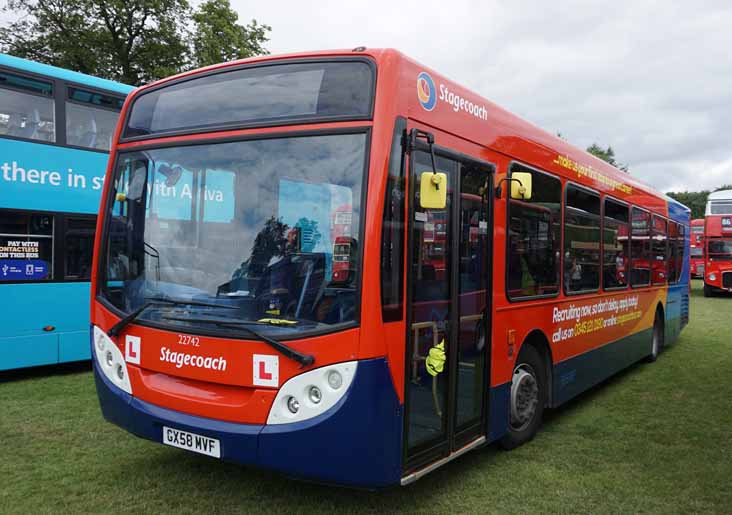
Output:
[708, 190, 732, 201]
[0, 53, 134, 95]
[124, 47, 690, 217]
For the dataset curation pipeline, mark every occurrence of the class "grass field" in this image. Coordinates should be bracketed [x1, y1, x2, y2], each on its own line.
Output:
[2, 281, 731, 514]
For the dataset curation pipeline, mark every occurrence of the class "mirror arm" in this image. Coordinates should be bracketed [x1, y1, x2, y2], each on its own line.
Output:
[494, 177, 524, 199]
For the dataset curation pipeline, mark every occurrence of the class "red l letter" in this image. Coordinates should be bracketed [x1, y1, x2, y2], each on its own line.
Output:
[259, 361, 272, 380]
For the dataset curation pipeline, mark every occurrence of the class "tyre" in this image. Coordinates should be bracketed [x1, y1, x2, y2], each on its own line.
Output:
[646, 309, 664, 363]
[703, 283, 714, 297]
[499, 344, 547, 450]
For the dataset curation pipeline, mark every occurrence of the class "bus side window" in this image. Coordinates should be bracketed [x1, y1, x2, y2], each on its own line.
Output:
[651, 215, 668, 285]
[631, 207, 651, 287]
[603, 198, 629, 290]
[64, 217, 96, 280]
[507, 164, 561, 299]
[667, 221, 679, 284]
[564, 185, 601, 294]
[0, 71, 56, 142]
[65, 87, 124, 151]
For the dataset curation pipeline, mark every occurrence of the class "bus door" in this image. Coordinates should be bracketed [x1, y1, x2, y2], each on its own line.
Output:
[403, 140, 494, 473]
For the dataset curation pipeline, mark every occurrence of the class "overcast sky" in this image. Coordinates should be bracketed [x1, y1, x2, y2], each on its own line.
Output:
[235, 0, 732, 193]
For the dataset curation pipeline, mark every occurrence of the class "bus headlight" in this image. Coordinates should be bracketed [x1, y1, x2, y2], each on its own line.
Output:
[92, 326, 133, 395]
[267, 361, 357, 425]
[709, 273, 717, 281]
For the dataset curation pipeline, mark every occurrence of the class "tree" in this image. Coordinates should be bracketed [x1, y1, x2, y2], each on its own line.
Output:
[0, 0, 271, 86]
[191, 0, 269, 68]
[586, 143, 629, 173]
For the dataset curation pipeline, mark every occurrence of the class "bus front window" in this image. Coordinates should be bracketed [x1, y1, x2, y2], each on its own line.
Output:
[708, 240, 732, 260]
[101, 133, 367, 335]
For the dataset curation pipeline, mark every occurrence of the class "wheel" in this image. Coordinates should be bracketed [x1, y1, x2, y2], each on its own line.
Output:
[499, 345, 547, 450]
[646, 309, 664, 363]
[703, 283, 714, 297]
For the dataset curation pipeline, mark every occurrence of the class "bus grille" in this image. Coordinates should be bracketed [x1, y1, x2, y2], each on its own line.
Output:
[681, 292, 689, 327]
[723, 272, 732, 289]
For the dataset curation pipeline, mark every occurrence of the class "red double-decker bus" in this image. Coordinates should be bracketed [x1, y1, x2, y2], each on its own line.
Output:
[90, 49, 690, 488]
[690, 219, 705, 278]
[703, 190, 732, 296]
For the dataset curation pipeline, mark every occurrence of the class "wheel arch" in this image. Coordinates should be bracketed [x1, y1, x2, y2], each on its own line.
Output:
[517, 329, 555, 408]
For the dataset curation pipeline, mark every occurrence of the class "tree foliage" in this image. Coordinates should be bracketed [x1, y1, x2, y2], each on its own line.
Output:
[0, 0, 270, 86]
[586, 143, 629, 173]
[191, 0, 270, 68]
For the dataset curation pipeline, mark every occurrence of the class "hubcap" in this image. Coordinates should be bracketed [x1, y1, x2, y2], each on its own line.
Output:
[510, 365, 539, 431]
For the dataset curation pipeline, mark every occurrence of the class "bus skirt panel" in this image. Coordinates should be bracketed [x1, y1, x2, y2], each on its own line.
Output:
[93, 357, 403, 488]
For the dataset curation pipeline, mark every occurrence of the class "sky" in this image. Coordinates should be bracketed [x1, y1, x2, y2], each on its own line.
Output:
[234, 0, 732, 193]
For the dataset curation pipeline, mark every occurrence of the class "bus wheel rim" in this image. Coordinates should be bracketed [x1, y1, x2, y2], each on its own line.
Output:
[510, 364, 539, 431]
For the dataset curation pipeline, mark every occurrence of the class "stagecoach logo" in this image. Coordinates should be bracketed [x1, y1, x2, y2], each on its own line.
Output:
[417, 72, 437, 111]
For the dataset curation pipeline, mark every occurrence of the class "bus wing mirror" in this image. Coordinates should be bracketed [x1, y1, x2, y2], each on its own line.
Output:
[510, 172, 532, 200]
[420, 171, 447, 209]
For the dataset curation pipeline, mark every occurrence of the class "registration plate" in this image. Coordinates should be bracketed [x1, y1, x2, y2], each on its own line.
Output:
[162, 426, 221, 458]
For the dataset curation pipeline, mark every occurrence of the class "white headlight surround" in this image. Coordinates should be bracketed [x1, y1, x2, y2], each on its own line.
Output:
[266, 361, 357, 425]
[92, 326, 133, 395]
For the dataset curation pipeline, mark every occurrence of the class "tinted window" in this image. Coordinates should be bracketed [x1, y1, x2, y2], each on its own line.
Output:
[0, 72, 55, 142]
[64, 217, 96, 279]
[603, 198, 629, 290]
[666, 222, 680, 283]
[125, 62, 374, 138]
[507, 165, 561, 299]
[66, 87, 125, 150]
[564, 185, 600, 293]
[380, 119, 406, 322]
[0, 210, 53, 281]
[651, 216, 668, 285]
[631, 208, 651, 286]
[676, 224, 686, 281]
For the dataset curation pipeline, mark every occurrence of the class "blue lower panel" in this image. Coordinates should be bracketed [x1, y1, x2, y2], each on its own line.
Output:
[59, 330, 92, 363]
[488, 382, 510, 442]
[0, 333, 58, 371]
[554, 329, 652, 406]
[95, 357, 403, 488]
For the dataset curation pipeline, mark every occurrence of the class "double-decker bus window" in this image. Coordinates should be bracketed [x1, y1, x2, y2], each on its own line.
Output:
[0, 71, 55, 142]
[125, 61, 374, 138]
[603, 198, 629, 290]
[0, 210, 53, 281]
[631, 207, 651, 287]
[507, 164, 561, 299]
[564, 185, 600, 294]
[710, 201, 732, 215]
[66, 87, 125, 150]
[667, 222, 679, 284]
[64, 217, 96, 279]
[380, 118, 406, 322]
[651, 215, 668, 285]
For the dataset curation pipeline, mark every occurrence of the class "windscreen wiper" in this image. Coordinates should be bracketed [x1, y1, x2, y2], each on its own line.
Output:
[160, 315, 315, 367]
[107, 296, 237, 338]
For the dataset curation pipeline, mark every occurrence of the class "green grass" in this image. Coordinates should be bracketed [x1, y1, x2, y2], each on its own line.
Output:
[2, 281, 731, 514]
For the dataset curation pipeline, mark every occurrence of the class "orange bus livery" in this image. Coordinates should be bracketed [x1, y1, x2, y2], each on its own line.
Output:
[90, 48, 690, 487]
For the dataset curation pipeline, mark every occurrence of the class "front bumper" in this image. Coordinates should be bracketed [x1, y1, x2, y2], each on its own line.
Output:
[94, 357, 403, 488]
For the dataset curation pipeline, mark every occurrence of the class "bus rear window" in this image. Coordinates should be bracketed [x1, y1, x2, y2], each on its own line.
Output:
[124, 61, 374, 138]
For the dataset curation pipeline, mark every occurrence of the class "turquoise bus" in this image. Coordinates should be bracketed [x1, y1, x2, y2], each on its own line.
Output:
[0, 54, 133, 370]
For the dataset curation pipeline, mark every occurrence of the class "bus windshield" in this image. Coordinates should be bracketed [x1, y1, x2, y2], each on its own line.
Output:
[100, 133, 367, 335]
[690, 246, 703, 258]
[708, 239, 732, 260]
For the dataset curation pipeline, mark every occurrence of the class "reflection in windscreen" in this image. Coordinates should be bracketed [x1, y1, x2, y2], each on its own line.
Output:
[102, 133, 366, 335]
